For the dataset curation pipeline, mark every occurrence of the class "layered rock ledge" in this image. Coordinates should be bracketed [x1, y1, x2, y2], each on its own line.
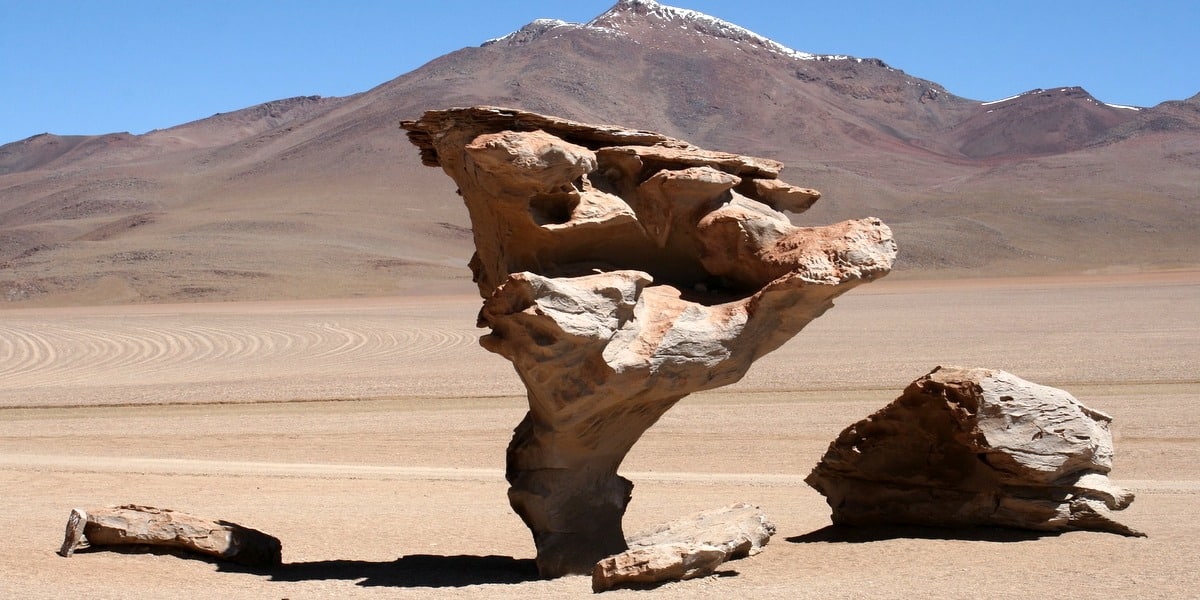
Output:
[402, 106, 896, 576]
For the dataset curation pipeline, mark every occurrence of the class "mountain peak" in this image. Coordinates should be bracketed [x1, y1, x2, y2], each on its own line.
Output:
[981, 87, 1142, 111]
[592, 0, 860, 62]
[486, 0, 865, 64]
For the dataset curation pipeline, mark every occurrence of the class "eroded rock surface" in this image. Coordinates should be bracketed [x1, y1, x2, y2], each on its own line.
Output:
[402, 106, 896, 576]
[805, 366, 1144, 537]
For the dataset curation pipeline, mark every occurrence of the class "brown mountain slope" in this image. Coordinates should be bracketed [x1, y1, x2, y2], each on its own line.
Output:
[1, 0, 1197, 306]
[946, 87, 1140, 159]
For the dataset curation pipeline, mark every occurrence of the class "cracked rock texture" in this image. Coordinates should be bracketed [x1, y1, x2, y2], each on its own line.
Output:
[806, 366, 1144, 537]
[403, 106, 896, 576]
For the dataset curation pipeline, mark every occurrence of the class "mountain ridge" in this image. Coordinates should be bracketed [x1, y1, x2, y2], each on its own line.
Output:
[0, 0, 1196, 306]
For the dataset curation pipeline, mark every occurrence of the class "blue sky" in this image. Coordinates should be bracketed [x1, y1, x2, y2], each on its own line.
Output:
[2, 0, 1197, 144]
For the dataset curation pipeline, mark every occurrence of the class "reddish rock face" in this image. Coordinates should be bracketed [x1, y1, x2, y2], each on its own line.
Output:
[403, 106, 896, 576]
[806, 366, 1143, 537]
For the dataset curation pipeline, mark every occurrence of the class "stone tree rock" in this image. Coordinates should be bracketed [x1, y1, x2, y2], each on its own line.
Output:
[805, 366, 1144, 537]
[402, 106, 896, 576]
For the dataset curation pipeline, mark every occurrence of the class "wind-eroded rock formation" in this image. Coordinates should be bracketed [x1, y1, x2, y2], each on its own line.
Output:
[402, 106, 896, 576]
[806, 366, 1143, 537]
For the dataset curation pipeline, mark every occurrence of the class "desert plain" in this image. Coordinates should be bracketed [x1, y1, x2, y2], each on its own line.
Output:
[3, 0, 1198, 596]
[1, 270, 1197, 599]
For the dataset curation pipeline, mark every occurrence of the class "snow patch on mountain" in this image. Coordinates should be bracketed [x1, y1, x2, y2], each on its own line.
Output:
[981, 93, 1026, 106]
[483, 18, 625, 46]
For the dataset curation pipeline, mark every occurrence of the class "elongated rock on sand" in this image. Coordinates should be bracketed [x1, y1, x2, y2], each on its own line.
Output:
[58, 504, 282, 566]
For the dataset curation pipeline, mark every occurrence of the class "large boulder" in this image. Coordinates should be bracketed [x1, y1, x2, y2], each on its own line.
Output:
[402, 106, 896, 576]
[805, 366, 1143, 536]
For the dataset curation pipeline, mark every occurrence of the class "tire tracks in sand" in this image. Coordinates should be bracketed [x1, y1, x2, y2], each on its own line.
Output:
[0, 311, 478, 392]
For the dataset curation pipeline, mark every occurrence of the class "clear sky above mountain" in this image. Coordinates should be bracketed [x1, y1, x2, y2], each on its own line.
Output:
[2, 0, 1196, 144]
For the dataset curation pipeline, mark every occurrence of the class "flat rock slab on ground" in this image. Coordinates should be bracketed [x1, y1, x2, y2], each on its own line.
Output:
[58, 504, 282, 567]
[592, 503, 774, 592]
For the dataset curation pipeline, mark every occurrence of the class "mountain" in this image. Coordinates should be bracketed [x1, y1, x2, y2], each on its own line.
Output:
[1, 0, 1197, 306]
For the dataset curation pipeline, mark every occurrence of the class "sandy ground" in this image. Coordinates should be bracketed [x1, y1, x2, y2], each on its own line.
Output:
[2, 273, 1198, 598]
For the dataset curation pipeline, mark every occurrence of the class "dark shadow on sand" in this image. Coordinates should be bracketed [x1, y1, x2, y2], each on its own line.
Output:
[788, 524, 1056, 544]
[219, 554, 540, 588]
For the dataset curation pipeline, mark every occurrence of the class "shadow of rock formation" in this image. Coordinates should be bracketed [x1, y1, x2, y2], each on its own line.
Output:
[787, 524, 1051, 544]
[220, 554, 539, 588]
